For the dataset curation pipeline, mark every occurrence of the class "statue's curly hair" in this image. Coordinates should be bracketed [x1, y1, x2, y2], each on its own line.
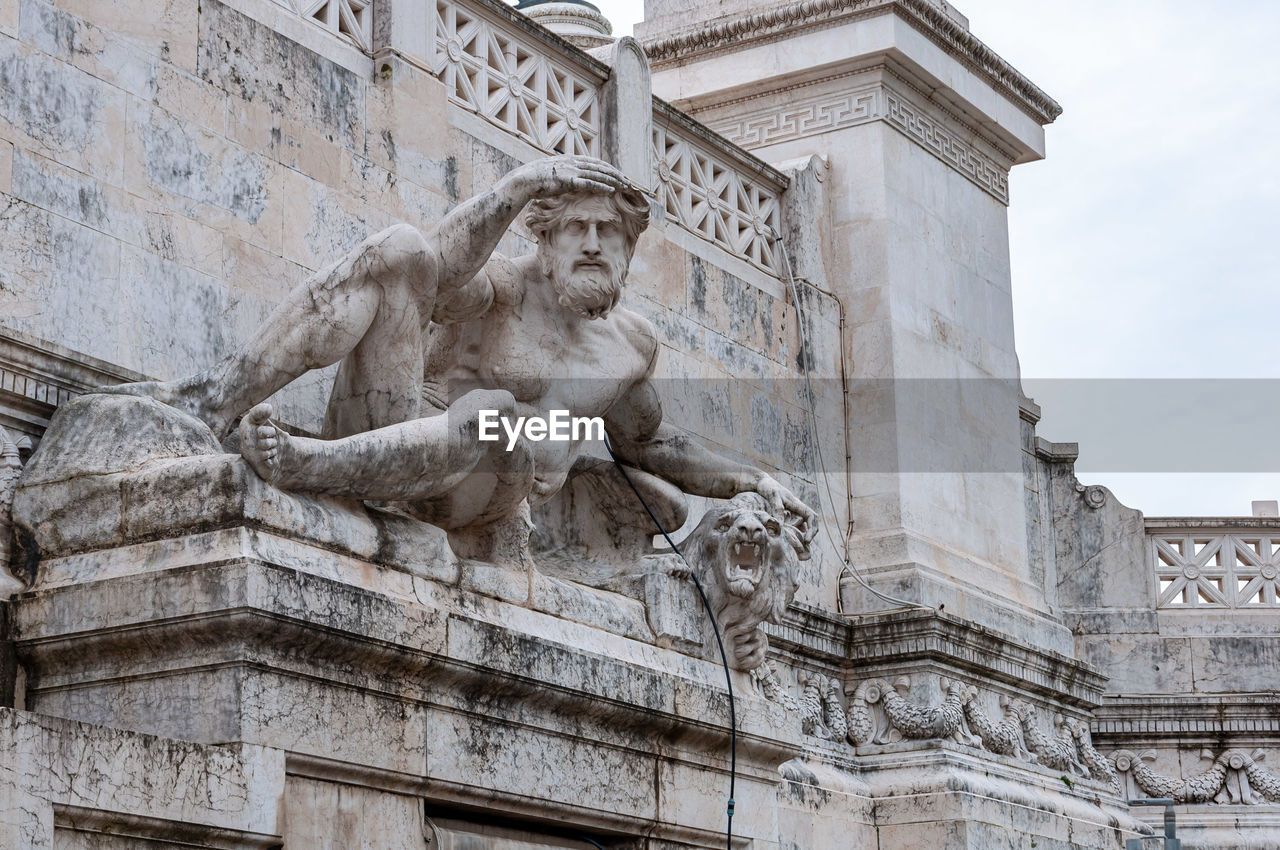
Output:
[524, 187, 650, 251]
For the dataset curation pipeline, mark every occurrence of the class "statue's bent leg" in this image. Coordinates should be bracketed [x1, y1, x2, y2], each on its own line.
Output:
[241, 389, 534, 522]
[320, 257, 430, 439]
[105, 224, 436, 437]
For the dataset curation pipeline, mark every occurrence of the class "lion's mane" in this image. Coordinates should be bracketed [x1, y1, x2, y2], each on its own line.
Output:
[683, 492, 802, 670]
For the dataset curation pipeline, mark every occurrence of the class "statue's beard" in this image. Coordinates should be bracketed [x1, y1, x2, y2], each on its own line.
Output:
[540, 251, 626, 319]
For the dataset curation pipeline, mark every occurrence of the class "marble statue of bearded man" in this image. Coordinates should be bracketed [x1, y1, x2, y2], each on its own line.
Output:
[108, 155, 816, 566]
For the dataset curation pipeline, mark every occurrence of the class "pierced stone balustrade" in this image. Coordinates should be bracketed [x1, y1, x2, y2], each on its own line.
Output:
[1147, 518, 1280, 609]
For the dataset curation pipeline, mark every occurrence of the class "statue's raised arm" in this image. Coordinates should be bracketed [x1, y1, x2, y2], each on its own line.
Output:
[431, 155, 632, 300]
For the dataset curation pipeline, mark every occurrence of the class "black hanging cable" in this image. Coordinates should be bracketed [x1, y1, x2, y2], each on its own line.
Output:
[603, 434, 737, 850]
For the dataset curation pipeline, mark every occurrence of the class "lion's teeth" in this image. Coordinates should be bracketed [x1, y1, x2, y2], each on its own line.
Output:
[734, 543, 741, 556]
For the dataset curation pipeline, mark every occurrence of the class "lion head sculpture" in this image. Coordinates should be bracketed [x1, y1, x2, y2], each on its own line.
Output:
[682, 492, 804, 670]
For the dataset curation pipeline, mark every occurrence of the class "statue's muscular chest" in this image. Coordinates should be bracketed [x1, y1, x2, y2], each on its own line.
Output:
[459, 309, 644, 411]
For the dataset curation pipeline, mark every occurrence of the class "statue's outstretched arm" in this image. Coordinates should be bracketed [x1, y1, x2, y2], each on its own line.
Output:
[606, 379, 817, 541]
[430, 155, 632, 299]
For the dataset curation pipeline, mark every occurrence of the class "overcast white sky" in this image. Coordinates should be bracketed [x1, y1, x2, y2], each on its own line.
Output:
[576, 0, 1280, 516]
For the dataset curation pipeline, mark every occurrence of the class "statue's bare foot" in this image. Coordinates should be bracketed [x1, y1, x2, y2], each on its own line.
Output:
[238, 403, 347, 493]
[95, 376, 230, 436]
[239, 403, 291, 485]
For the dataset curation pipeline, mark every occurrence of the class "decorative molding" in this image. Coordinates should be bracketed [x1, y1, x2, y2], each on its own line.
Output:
[1112, 748, 1280, 806]
[640, 0, 1061, 125]
[1018, 703, 1087, 776]
[0, 328, 144, 439]
[868, 675, 979, 745]
[751, 661, 799, 711]
[706, 79, 1011, 204]
[846, 610, 1108, 705]
[797, 670, 846, 741]
[965, 692, 1034, 763]
[838, 673, 1119, 792]
[1094, 695, 1280, 737]
[430, 0, 605, 156]
[1069, 718, 1120, 795]
[273, 0, 372, 52]
[53, 803, 282, 850]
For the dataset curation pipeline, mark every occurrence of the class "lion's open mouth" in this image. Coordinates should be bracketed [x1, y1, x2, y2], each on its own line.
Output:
[725, 539, 763, 594]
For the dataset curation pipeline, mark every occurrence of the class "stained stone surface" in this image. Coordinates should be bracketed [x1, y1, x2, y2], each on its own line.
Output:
[0, 0, 1268, 847]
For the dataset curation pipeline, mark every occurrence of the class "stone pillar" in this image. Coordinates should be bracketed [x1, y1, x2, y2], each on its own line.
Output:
[372, 0, 435, 72]
[639, 0, 1069, 651]
[597, 37, 654, 192]
[632, 5, 1156, 848]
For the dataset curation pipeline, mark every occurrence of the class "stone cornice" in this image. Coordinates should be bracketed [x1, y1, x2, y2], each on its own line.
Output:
[640, 0, 1061, 125]
[701, 70, 1012, 203]
[846, 609, 1108, 704]
[1094, 694, 1280, 737]
[1146, 516, 1280, 530]
[766, 605, 1107, 705]
[0, 327, 144, 437]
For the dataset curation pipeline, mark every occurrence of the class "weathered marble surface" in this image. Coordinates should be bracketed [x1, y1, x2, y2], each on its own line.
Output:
[0, 0, 824, 579]
[0, 426, 22, 594]
[0, 707, 284, 849]
[2, 0, 1259, 846]
[27, 150, 818, 579]
[9, 520, 1153, 848]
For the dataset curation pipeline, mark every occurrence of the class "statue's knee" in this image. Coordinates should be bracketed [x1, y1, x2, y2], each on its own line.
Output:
[371, 224, 430, 278]
[379, 222, 428, 255]
[451, 389, 518, 450]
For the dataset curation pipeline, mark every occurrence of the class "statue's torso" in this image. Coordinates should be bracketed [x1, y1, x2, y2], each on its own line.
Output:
[433, 263, 656, 500]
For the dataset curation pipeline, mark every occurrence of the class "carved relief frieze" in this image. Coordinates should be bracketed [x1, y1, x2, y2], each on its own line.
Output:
[1018, 703, 1088, 778]
[797, 670, 847, 741]
[640, 0, 1062, 125]
[964, 692, 1034, 763]
[753, 663, 1129, 794]
[1111, 749, 1280, 806]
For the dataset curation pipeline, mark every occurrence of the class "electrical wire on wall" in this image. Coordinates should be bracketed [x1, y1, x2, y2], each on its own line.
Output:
[771, 230, 934, 615]
[603, 436, 737, 850]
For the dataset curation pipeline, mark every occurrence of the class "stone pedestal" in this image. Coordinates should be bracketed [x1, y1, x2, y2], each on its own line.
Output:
[628, 3, 1160, 846]
[5, 420, 877, 847]
[3, 388, 1147, 848]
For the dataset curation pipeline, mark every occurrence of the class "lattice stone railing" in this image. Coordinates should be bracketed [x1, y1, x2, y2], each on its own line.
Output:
[429, 0, 604, 156]
[271, 0, 788, 275]
[1149, 522, 1280, 608]
[275, 0, 372, 51]
[653, 107, 785, 275]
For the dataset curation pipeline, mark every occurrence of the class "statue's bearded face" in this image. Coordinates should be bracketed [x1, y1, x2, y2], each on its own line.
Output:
[537, 195, 632, 320]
